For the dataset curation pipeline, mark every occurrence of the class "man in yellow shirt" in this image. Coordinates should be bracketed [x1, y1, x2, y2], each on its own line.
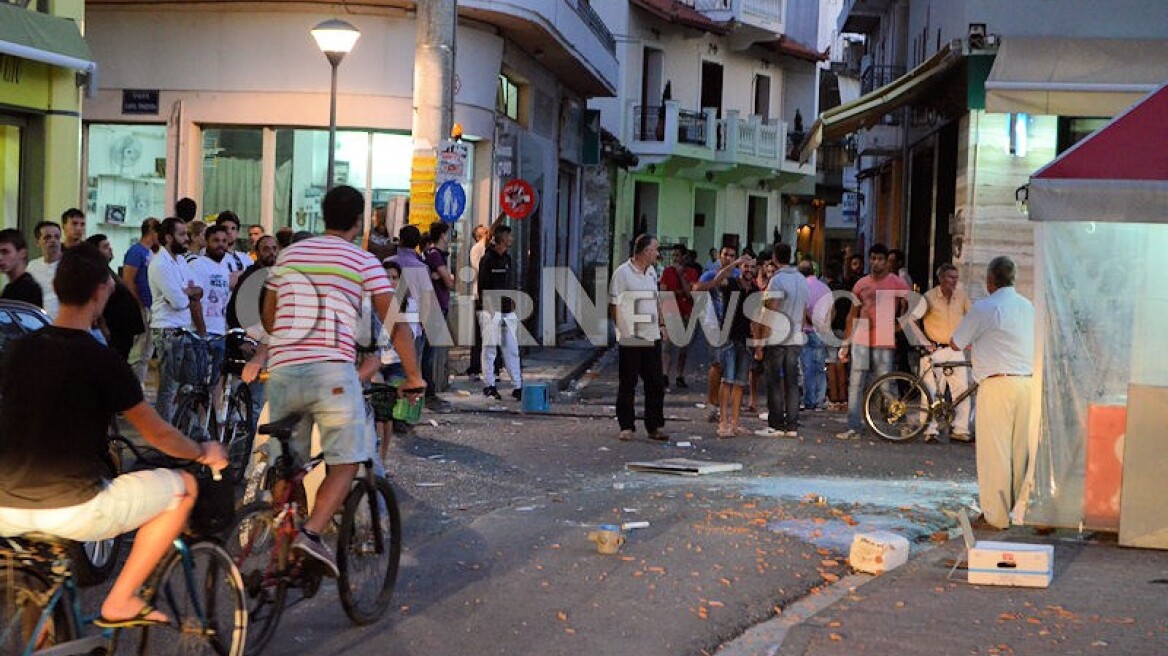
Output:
[913, 263, 972, 442]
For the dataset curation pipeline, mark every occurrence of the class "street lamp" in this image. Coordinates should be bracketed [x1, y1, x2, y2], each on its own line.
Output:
[311, 19, 361, 190]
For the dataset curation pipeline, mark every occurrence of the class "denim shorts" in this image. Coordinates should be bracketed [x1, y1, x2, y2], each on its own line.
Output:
[719, 341, 752, 386]
[0, 469, 187, 542]
[268, 361, 372, 465]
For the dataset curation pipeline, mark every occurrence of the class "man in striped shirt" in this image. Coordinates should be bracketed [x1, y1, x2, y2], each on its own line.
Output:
[259, 185, 423, 576]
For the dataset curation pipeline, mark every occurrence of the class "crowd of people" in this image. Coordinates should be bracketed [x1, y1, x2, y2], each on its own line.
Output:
[618, 236, 1034, 530]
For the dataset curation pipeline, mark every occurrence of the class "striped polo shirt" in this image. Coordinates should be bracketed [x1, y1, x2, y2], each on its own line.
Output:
[265, 235, 391, 369]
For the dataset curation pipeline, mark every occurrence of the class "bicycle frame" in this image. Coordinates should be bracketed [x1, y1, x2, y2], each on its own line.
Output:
[3, 536, 214, 656]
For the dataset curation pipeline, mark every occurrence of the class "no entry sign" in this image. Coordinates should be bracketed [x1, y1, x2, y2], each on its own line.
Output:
[499, 178, 536, 220]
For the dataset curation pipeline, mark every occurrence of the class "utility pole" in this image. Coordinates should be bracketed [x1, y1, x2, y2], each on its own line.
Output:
[409, 0, 457, 230]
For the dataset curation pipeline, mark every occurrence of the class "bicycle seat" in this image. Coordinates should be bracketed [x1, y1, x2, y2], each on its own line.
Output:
[258, 413, 302, 439]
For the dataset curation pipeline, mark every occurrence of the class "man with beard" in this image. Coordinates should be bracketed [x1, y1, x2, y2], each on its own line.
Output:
[188, 224, 234, 385]
[148, 217, 204, 422]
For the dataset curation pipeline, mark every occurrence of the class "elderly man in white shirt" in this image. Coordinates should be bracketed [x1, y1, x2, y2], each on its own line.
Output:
[610, 234, 668, 442]
[148, 218, 204, 423]
[950, 256, 1035, 530]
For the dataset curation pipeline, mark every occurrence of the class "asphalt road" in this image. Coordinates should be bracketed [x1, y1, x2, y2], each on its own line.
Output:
[258, 353, 979, 655]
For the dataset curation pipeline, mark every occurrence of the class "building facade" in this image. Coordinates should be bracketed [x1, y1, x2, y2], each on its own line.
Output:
[815, 0, 1168, 297]
[589, 0, 822, 265]
[0, 0, 93, 238]
[81, 0, 618, 338]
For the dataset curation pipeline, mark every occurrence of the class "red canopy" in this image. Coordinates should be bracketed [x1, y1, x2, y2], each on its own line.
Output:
[1030, 83, 1168, 222]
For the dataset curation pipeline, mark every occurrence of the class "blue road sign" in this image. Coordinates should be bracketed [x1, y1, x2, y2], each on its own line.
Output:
[435, 180, 466, 223]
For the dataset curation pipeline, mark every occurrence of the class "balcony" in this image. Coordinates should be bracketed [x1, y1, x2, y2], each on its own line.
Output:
[837, 0, 894, 34]
[459, 0, 619, 95]
[683, 0, 784, 38]
[626, 100, 812, 179]
[861, 64, 905, 94]
[854, 124, 901, 156]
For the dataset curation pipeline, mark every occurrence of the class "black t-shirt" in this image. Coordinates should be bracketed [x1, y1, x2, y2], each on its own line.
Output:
[478, 247, 514, 314]
[726, 281, 758, 343]
[103, 272, 146, 357]
[1, 272, 44, 308]
[0, 326, 144, 508]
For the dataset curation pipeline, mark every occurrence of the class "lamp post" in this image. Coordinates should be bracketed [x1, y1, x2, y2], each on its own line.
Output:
[311, 19, 360, 191]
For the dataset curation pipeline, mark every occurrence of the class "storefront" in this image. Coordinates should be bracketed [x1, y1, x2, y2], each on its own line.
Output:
[0, 3, 92, 239]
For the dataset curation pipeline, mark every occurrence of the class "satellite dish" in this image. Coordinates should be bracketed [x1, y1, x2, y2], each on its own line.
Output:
[110, 135, 143, 174]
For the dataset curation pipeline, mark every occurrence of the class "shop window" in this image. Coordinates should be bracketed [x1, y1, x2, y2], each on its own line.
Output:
[1056, 117, 1109, 155]
[85, 124, 167, 256]
[0, 124, 19, 230]
[202, 127, 263, 230]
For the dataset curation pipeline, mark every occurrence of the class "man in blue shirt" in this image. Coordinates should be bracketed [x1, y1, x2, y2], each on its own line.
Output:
[123, 218, 160, 384]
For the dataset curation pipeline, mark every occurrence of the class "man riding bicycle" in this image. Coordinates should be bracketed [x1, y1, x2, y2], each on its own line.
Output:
[0, 243, 229, 628]
[254, 185, 423, 576]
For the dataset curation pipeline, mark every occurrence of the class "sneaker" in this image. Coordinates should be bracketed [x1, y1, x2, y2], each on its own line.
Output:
[426, 397, 454, 414]
[646, 429, 670, 442]
[292, 532, 339, 578]
[511, 387, 523, 401]
[483, 386, 502, 400]
[618, 429, 635, 441]
[675, 377, 688, 389]
[835, 429, 861, 441]
[754, 427, 785, 437]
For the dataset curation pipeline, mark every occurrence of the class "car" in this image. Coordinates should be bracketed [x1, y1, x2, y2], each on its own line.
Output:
[0, 299, 126, 585]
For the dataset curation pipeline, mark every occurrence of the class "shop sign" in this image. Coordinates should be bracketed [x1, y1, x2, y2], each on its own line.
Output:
[122, 89, 159, 115]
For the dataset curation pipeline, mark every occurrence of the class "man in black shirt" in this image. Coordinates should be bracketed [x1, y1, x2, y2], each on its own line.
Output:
[0, 243, 227, 628]
[0, 228, 43, 307]
[87, 233, 146, 359]
[477, 224, 523, 400]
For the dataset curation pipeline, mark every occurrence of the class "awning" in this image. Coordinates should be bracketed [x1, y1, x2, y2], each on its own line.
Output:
[1029, 83, 1168, 223]
[985, 37, 1168, 116]
[798, 44, 961, 162]
[0, 6, 97, 88]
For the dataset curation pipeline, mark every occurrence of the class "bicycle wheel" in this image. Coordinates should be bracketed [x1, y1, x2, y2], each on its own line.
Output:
[135, 540, 247, 656]
[216, 384, 255, 485]
[336, 476, 401, 625]
[173, 391, 212, 443]
[864, 372, 931, 442]
[0, 566, 75, 653]
[222, 502, 286, 656]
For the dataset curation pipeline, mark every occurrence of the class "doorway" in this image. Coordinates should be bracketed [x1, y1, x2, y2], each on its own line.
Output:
[753, 74, 771, 121]
[700, 61, 724, 117]
[693, 187, 717, 258]
[630, 180, 659, 256]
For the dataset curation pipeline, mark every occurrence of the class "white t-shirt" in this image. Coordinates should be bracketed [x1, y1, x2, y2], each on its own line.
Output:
[188, 255, 233, 336]
[609, 259, 661, 343]
[26, 257, 59, 319]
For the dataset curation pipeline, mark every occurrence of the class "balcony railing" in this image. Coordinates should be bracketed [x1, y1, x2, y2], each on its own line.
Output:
[861, 65, 905, 94]
[627, 101, 809, 172]
[682, 0, 784, 32]
[573, 0, 616, 54]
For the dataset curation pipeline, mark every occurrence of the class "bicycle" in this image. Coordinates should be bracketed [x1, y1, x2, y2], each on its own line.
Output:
[224, 412, 402, 655]
[0, 442, 247, 656]
[863, 347, 978, 442]
[171, 328, 257, 484]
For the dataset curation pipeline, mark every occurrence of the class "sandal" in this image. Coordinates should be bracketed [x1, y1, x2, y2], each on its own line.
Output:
[94, 605, 167, 629]
[716, 426, 734, 438]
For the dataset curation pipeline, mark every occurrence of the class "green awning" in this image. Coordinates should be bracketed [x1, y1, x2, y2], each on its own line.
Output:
[0, 5, 96, 75]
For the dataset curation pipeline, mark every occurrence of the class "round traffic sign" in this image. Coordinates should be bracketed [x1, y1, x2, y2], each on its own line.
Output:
[435, 180, 466, 223]
[499, 178, 536, 220]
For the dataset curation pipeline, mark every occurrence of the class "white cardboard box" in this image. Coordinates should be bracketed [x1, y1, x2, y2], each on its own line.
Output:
[849, 530, 910, 574]
[967, 541, 1054, 588]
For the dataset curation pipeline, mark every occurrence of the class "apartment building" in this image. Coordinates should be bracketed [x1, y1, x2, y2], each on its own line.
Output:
[590, 0, 823, 264]
[814, 0, 1168, 296]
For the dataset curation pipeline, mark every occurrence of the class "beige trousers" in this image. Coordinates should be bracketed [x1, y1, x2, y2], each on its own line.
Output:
[974, 376, 1032, 528]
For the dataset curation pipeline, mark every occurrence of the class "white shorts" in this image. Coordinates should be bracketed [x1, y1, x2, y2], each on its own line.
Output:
[0, 469, 187, 542]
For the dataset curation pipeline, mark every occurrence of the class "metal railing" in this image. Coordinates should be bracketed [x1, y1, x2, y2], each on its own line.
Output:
[817, 141, 855, 171]
[633, 105, 666, 142]
[573, 0, 616, 54]
[861, 64, 905, 94]
[677, 109, 708, 145]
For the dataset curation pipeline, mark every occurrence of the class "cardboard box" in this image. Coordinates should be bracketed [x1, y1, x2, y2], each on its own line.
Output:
[967, 541, 1054, 588]
[849, 531, 910, 574]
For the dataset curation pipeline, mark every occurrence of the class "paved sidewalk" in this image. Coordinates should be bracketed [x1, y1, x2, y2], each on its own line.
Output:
[718, 526, 1168, 655]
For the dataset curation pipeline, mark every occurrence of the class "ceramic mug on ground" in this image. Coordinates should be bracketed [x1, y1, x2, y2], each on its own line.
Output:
[588, 524, 625, 554]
